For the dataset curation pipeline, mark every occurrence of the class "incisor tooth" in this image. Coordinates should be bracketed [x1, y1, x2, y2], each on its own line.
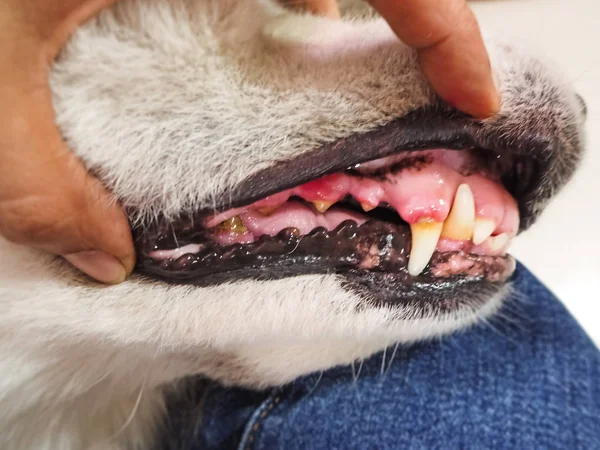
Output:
[313, 201, 334, 213]
[486, 233, 510, 253]
[361, 202, 377, 212]
[472, 218, 497, 245]
[408, 219, 443, 276]
[441, 183, 475, 240]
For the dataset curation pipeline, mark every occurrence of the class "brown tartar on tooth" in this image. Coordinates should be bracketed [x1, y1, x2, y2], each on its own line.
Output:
[216, 215, 247, 234]
[258, 206, 278, 216]
[360, 202, 377, 212]
[408, 218, 444, 277]
[312, 201, 334, 213]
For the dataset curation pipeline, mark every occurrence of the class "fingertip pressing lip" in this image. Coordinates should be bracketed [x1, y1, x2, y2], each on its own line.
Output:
[420, 48, 502, 119]
[465, 70, 502, 119]
[444, 83, 501, 119]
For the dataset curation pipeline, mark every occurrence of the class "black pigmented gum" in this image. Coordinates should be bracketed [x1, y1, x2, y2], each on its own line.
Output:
[135, 215, 514, 311]
[136, 221, 412, 285]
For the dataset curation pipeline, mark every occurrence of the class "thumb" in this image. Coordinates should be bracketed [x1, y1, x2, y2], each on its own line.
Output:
[0, 86, 135, 284]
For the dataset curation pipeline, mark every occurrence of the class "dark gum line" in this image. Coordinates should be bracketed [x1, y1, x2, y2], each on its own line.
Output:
[136, 220, 514, 286]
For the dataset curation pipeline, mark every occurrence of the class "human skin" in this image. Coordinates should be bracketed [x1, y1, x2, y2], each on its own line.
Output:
[0, 0, 500, 284]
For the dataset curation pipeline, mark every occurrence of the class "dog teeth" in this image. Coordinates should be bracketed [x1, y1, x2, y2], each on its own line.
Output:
[313, 201, 334, 213]
[361, 202, 377, 212]
[408, 218, 443, 276]
[472, 218, 497, 245]
[258, 206, 278, 216]
[216, 215, 247, 234]
[441, 183, 475, 240]
[485, 233, 510, 253]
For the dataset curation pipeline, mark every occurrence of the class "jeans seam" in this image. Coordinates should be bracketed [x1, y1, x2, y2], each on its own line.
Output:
[238, 389, 283, 450]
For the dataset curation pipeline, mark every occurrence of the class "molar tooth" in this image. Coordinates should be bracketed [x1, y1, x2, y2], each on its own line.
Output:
[472, 218, 497, 245]
[408, 218, 443, 277]
[313, 201, 334, 213]
[360, 202, 377, 212]
[216, 215, 247, 234]
[441, 183, 475, 240]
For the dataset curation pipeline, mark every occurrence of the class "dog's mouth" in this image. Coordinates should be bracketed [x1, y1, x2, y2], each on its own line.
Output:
[143, 148, 521, 279]
[134, 110, 544, 299]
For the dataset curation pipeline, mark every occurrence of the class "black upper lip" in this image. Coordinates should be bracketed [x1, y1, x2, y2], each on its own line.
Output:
[207, 105, 566, 232]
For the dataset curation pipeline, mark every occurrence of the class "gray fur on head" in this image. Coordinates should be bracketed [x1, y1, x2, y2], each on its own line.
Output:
[49, 0, 583, 225]
[0, 0, 585, 449]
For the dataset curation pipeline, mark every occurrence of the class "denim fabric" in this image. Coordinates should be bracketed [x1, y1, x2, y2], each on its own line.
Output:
[161, 262, 600, 450]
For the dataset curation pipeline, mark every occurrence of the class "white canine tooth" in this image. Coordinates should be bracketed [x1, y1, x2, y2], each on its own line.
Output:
[441, 183, 475, 240]
[472, 218, 497, 245]
[486, 233, 510, 253]
[408, 219, 443, 276]
[313, 201, 334, 213]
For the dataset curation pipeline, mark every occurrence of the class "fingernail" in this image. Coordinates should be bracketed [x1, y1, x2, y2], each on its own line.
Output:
[64, 251, 127, 284]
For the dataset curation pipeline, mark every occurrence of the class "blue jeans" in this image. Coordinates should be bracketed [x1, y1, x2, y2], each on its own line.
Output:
[160, 262, 600, 449]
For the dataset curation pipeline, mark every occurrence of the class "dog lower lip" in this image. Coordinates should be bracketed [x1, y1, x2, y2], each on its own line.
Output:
[136, 219, 515, 286]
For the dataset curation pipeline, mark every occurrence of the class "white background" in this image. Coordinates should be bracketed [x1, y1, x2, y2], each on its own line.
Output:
[472, 0, 599, 345]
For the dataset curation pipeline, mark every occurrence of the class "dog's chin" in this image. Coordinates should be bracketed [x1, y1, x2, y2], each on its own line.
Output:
[183, 282, 509, 388]
[127, 271, 511, 388]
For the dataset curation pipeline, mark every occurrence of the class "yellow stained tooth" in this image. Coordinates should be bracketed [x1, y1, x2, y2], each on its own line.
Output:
[216, 216, 247, 234]
[441, 183, 475, 241]
[361, 202, 377, 212]
[258, 206, 278, 216]
[472, 218, 497, 245]
[313, 201, 334, 213]
[408, 218, 443, 277]
[485, 233, 510, 253]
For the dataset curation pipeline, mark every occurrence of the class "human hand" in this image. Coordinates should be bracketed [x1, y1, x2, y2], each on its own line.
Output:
[294, 0, 501, 118]
[0, 0, 498, 286]
[0, 0, 134, 284]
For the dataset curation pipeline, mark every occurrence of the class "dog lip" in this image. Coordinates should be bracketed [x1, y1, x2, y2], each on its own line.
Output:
[342, 267, 513, 310]
[135, 219, 516, 289]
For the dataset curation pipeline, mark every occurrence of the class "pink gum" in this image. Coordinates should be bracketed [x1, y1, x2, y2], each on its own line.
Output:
[207, 158, 520, 237]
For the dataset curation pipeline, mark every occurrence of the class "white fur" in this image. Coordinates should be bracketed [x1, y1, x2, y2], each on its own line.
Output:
[0, 0, 583, 448]
[0, 237, 505, 449]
